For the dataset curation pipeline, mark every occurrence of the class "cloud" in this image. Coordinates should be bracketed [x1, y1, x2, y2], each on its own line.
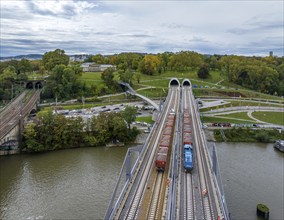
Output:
[25, 0, 98, 18]
[0, 0, 283, 57]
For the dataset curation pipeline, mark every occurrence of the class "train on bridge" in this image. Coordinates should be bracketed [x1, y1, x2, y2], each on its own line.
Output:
[183, 110, 194, 172]
[155, 111, 176, 172]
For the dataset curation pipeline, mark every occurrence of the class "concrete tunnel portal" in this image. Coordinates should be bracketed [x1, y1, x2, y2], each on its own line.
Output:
[169, 78, 180, 87]
[182, 79, 191, 87]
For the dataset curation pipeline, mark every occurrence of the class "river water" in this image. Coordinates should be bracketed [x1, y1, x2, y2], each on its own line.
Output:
[216, 142, 284, 220]
[0, 143, 283, 220]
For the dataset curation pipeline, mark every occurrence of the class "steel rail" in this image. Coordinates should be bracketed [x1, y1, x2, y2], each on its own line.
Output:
[113, 88, 176, 219]
[0, 90, 40, 140]
[123, 89, 176, 220]
[188, 87, 214, 220]
[182, 87, 195, 220]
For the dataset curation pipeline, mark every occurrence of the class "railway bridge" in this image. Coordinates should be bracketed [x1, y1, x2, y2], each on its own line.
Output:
[105, 78, 230, 220]
[0, 90, 41, 153]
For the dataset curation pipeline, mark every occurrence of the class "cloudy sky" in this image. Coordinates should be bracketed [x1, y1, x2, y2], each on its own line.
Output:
[1, 0, 283, 57]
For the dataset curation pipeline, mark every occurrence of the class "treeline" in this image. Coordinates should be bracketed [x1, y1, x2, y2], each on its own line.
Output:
[87, 51, 284, 96]
[23, 106, 139, 152]
[214, 128, 284, 142]
[1, 49, 284, 101]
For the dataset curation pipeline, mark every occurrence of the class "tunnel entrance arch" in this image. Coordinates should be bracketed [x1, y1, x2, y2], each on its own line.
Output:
[26, 82, 33, 89]
[182, 79, 191, 87]
[169, 78, 180, 87]
[35, 82, 43, 89]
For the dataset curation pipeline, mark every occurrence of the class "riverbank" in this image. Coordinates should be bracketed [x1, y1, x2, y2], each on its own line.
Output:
[204, 128, 284, 143]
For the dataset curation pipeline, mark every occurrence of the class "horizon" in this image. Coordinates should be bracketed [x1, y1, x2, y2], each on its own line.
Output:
[0, 50, 281, 59]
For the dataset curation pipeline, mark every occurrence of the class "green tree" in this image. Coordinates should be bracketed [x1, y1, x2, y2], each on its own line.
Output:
[135, 72, 141, 84]
[197, 65, 210, 79]
[42, 64, 83, 100]
[19, 59, 32, 73]
[101, 67, 119, 92]
[92, 54, 105, 64]
[42, 49, 69, 71]
[121, 106, 137, 129]
[23, 123, 45, 152]
[0, 66, 16, 83]
[119, 69, 134, 85]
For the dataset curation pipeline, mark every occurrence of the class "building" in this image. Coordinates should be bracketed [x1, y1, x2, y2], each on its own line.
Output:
[80, 63, 116, 72]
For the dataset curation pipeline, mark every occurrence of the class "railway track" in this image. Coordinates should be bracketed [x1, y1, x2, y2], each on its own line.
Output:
[186, 86, 215, 220]
[112, 82, 224, 220]
[0, 90, 40, 140]
[180, 86, 195, 220]
[114, 86, 180, 220]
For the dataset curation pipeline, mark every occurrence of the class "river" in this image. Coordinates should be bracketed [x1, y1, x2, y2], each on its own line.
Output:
[0, 143, 283, 220]
[216, 142, 284, 220]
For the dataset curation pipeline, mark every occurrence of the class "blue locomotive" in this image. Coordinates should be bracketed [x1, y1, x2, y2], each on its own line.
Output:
[184, 144, 193, 172]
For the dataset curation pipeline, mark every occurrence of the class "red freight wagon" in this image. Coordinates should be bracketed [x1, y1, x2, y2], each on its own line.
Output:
[183, 137, 193, 145]
[163, 128, 172, 135]
[166, 120, 174, 127]
[184, 119, 190, 124]
[160, 140, 170, 148]
[184, 132, 192, 138]
[155, 154, 167, 171]
[183, 127, 191, 133]
[161, 134, 171, 141]
[157, 147, 169, 155]
[184, 124, 191, 129]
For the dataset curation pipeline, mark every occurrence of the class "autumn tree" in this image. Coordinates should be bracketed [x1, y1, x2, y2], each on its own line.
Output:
[139, 54, 162, 75]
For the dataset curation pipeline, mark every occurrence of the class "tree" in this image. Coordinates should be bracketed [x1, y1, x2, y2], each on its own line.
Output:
[92, 54, 105, 64]
[121, 106, 137, 129]
[42, 64, 83, 100]
[135, 72, 141, 84]
[139, 55, 162, 75]
[19, 59, 32, 73]
[23, 123, 45, 152]
[119, 69, 134, 85]
[197, 65, 210, 79]
[42, 49, 69, 71]
[101, 67, 119, 92]
[0, 66, 16, 83]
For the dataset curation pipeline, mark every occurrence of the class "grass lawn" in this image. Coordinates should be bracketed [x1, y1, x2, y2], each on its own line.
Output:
[78, 72, 104, 87]
[213, 112, 253, 121]
[137, 87, 168, 98]
[252, 111, 284, 126]
[136, 116, 154, 124]
[200, 99, 283, 112]
[201, 116, 255, 124]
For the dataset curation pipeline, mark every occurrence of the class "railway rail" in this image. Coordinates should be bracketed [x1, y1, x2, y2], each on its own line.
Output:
[0, 90, 40, 140]
[113, 86, 180, 219]
[108, 80, 226, 220]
